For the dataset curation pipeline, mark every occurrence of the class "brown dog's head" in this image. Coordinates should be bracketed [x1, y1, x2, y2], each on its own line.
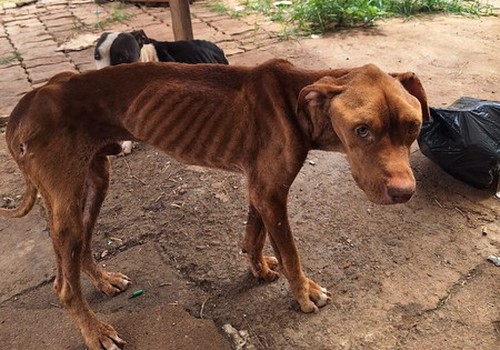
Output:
[298, 64, 430, 205]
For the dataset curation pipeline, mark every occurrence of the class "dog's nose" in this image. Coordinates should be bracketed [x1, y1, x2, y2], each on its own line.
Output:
[386, 182, 415, 203]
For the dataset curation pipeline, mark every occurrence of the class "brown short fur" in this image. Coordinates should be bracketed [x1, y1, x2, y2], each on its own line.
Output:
[0, 59, 429, 349]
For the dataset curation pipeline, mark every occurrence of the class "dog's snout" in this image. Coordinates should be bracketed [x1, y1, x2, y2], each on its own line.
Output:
[386, 181, 415, 204]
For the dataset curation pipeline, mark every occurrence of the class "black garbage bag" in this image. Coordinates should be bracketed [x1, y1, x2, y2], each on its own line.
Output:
[418, 97, 500, 189]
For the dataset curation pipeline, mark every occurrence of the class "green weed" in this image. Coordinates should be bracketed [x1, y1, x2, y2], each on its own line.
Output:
[208, 1, 247, 17]
[240, 0, 495, 34]
[94, 3, 133, 29]
[0, 53, 21, 65]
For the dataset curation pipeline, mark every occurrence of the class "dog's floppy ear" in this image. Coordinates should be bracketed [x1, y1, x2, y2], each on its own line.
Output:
[297, 76, 343, 114]
[131, 29, 150, 46]
[390, 72, 431, 121]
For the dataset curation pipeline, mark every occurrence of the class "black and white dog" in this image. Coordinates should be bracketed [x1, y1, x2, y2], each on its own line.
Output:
[94, 29, 228, 69]
[94, 30, 229, 154]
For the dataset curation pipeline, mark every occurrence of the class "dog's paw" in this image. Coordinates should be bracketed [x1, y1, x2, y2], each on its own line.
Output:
[118, 141, 135, 156]
[98, 272, 131, 296]
[247, 255, 280, 282]
[83, 320, 126, 350]
[296, 279, 331, 313]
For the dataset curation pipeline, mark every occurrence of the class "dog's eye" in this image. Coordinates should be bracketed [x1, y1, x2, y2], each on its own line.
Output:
[94, 52, 101, 60]
[355, 125, 370, 138]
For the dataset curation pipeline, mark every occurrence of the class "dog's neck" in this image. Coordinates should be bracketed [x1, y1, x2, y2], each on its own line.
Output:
[273, 65, 348, 152]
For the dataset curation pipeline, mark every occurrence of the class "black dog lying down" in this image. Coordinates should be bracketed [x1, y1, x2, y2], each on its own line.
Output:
[94, 29, 228, 69]
[94, 29, 229, 154]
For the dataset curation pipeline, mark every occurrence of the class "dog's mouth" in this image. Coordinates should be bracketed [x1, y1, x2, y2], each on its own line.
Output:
[356, 176, 415, 205]
[373, 180, 415, 205]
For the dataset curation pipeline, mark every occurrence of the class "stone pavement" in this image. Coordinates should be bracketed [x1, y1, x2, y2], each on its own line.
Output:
[0, 0, 282, 118]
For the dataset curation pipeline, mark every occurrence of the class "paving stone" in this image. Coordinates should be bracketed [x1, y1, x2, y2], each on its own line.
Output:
[190, 17, 204, 25]
[4, 18, 42, 29]
[232, 30, 272, 42]
[44, 5, 71, 16]
[51, 31, 85, 46]
[71, 4, 96, 17]
[147, 8, 172, 23]
[27, 61, 77, 84]
[238, 35, 276, 49]
[1, 13, 38, 23]
[209, 18, 256, 36]
[101, 23, 133, 33]
[18, 44, 62, 60]
[22, 5, 48, 15]
[9, 32, 53, 45]
[0, 79, 31, 117]
[47, 23, 78, 37]
[5, 24, 45, 36]
[0, 38, 15, 56]
[14, 38, 55, 51]
[0, 64, 27, 82]
[217, 41, 245, 56]
[45, 16, 78, 28]
[192, 21, 218, 37]
[39, 11, 73, 21]
[140, 24, 175, 42]
[40, 7, 68, 16]
[5, 25, 46, 37]
[76, 61, 95, 73]
[23, 54, 68, 69]
[66, 47, 93, 68]
[238, 42, 271, 52]
[38, 0, 68, 6]
[71, 0, 94, 4]
[130, 13, 161, 28]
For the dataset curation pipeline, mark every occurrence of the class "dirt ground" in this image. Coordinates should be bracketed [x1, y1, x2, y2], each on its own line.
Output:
[1, 5, 500, 350]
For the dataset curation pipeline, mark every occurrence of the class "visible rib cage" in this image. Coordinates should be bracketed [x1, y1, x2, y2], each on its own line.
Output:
[124, 81, 249, 171]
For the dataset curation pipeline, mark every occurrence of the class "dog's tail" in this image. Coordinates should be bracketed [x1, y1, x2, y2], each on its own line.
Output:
[0, 175, 38, 218]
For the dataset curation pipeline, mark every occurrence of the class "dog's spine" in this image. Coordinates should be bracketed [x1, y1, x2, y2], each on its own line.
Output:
[0, 175, 38, 218]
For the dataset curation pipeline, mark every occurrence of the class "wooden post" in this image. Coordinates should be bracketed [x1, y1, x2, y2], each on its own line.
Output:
[169, 0, 194, 41]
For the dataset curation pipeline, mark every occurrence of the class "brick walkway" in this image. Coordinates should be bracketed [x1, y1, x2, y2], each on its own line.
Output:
[0, 0, 281, 118]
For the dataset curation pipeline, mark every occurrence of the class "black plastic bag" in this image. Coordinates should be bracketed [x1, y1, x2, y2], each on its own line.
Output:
[418, 97, 500, 189]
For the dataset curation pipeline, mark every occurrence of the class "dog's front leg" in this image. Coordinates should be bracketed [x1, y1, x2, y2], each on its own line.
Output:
[248, 185, 331, 313]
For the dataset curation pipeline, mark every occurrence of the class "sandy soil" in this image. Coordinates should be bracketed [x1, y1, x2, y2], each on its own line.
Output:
[1, 10, 499, 350]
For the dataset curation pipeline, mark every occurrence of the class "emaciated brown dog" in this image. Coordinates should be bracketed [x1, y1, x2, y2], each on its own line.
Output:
[0, 59, 429, 349]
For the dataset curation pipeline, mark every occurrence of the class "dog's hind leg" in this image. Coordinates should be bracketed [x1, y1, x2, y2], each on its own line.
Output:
[81, 154, 130, 296]
[241, 204, 279, 282]
[48, 186, 125, 349]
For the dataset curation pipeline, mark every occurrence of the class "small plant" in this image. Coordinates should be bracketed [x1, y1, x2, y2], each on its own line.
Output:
[209, 1, 229, 13]
[208, 1, 246, 18]
[94, 3, 133, 29]
[290, 0, 386, 32]
[384, 0, 494, 16]
[240, 0, 495, 34]
[0, 52, 21, 65]
[0, 55, 16, 65]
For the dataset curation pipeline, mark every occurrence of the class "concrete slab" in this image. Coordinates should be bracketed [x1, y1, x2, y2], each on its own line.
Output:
[0, 242, 232, 349]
